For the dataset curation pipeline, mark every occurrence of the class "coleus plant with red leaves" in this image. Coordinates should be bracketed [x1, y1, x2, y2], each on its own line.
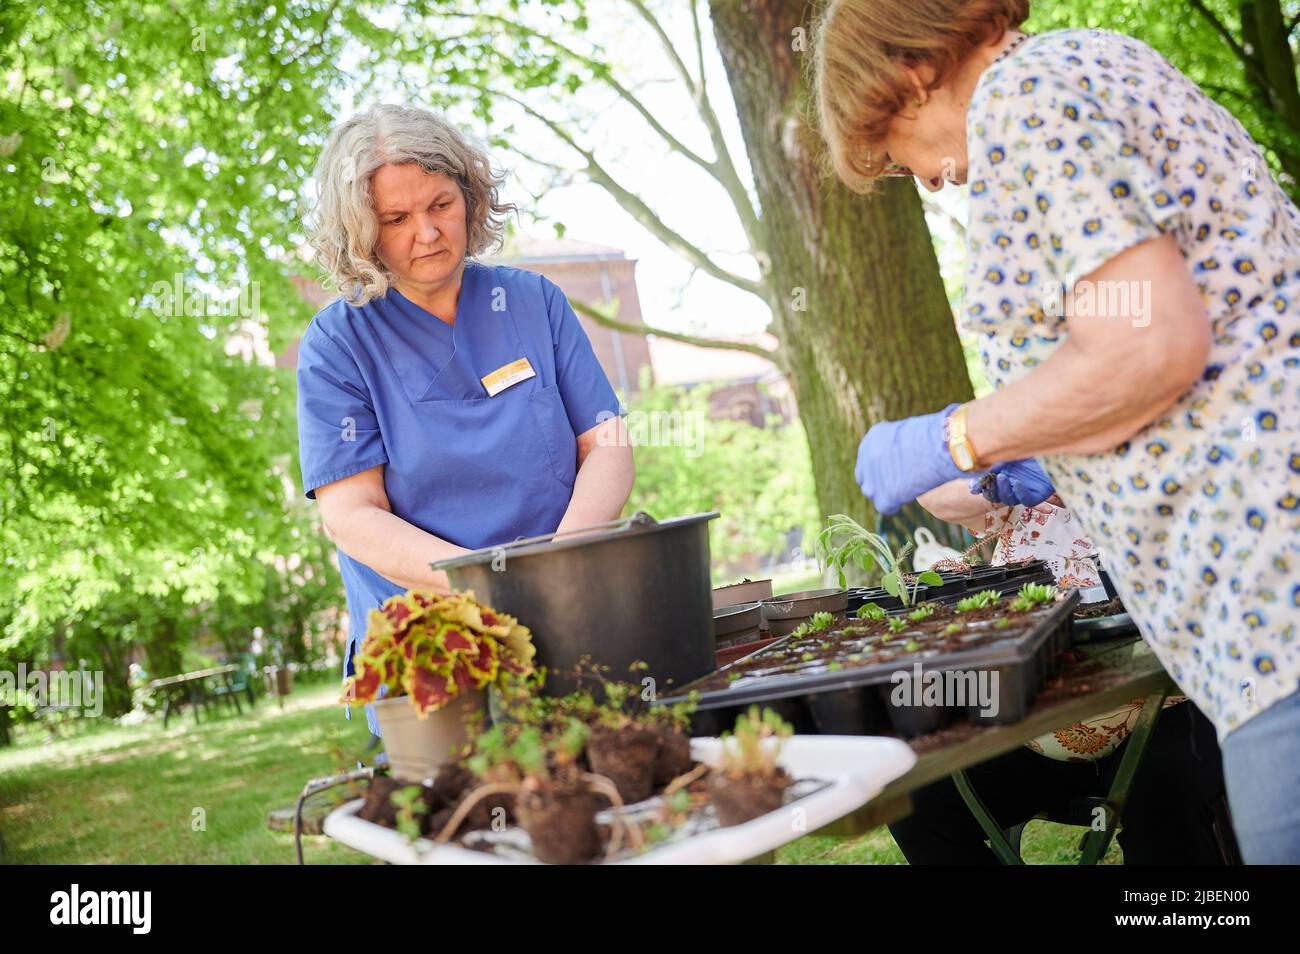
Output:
[341, 590, 536, 717]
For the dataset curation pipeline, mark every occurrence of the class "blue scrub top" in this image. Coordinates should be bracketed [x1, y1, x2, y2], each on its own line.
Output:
[295, 261, 622, 736]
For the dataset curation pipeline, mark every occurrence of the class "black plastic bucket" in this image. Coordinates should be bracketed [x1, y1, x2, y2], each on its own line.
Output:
[431, 512, 718, 698]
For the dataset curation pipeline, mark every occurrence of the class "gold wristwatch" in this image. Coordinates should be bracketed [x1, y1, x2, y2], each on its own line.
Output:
[945, 403, 980, 472]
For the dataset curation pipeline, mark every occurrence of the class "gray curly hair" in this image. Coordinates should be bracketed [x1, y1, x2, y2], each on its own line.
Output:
[303, 104, 516, 305]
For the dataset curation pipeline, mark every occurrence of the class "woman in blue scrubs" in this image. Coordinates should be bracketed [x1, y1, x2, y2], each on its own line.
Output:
[296, 104, 634, 736]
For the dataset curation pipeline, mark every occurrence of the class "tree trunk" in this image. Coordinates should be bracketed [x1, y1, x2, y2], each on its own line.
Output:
[93, 627, 135, 719]
[145, 617, 185, 678]
[1239, 0, 1300, 186]
[707, 0, 973, 537]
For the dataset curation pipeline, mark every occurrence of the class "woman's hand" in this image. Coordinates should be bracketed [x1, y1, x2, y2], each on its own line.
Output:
[970, 459, 1056, 507]
[866, 234, 1209, 507]
[855, 402, 979, 514]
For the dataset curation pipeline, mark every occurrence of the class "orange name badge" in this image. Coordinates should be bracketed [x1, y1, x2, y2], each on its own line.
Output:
[480, 357, 536, 397]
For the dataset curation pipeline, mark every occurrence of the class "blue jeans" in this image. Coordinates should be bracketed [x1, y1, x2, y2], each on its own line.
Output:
[1221, 690, 1300, 864]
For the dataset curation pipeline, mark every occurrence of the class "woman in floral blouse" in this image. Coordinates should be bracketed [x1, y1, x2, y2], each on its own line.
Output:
[896, 476, 1233, 864]
[813, 1, 1299, 862]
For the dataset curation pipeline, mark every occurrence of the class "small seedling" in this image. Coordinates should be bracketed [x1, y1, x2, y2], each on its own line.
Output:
[790, 610, 836, 641]
[643, 821, 672, 844]
[995, 618, 1011, 630]
[1010, 583, 1058, 613]
[809, 611, 834, 630]
[944, 622, 962, 636]
[856, 602, 887, 621]
[904, 639, 920, 652]
[390, 785, 431, 841]
[816, 514, 942, 605]
[717, 706, 793, 778]
[887, 618, 908, 634]
[908, 605, 935, 622]
[956, 589, 1002, 613]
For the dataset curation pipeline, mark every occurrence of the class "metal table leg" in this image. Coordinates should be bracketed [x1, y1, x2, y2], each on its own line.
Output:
[222, 673, 242, 715]
[1079, 688, 1167, 865]
[951, 769, 1024, 865]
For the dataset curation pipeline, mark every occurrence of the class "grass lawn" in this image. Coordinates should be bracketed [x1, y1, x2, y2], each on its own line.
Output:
[769, 565, 827, 595]
[0, 679, 377, 864]
[0, 679, 1119, 865]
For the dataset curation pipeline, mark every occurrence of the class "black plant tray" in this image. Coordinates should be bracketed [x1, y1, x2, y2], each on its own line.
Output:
[844, 559, 1056, 614]
[657, 589, 1079, 740]
[1072, 611, 1138, 642]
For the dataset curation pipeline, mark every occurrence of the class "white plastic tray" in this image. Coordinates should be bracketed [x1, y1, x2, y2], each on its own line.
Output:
[322, 735, 916, 865]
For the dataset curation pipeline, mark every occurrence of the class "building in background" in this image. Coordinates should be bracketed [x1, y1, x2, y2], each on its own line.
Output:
[278, 234, 792, 423]
[491, 235, 653, 398]
[647, 333, 791, 426]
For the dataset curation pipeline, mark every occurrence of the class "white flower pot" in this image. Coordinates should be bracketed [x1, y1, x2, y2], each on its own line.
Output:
[371, 689, 485, 782]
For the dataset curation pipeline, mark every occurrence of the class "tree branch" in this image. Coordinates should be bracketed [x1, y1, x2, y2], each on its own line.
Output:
[490, 87, 765, 297]
[623, 0, 764, 254]
[440, 10, 718, 173]
[1188, 0, 1270, 90]
[569, 296, 780, 360]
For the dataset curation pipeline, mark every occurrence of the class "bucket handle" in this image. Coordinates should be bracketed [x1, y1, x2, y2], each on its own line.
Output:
[478, 511, 658, 554]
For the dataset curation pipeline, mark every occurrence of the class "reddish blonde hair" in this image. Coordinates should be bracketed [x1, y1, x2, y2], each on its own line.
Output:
[810, 0, 1030, 192]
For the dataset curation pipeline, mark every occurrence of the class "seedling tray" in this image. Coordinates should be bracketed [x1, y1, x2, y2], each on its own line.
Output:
[1072, 610, 1138, 642]
[845, 560, 1055, 614]
[657, 590, 1079, 739]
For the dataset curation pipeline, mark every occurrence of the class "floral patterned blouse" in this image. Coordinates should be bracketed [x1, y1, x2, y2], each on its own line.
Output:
[963, 28, 1300, 739]
[978, 502, 1102, 589]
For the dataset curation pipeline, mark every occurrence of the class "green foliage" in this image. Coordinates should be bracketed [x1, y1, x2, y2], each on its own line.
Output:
[1026, 1, 1300, 205]
[0, 1, 353, 717]
[467, 716, 589, 785]
[956, 589, 1002, 613]
[389, 785, 432, 841]
[816, 514, 942, 604]
[886, 618, 907, 634]
[907, 605, 935, 622]
[620, 371, 819, 578]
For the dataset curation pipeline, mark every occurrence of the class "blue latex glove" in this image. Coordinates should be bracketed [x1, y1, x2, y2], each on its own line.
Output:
[970, 459, 1055, 507]
[855, 403, 979, 515]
